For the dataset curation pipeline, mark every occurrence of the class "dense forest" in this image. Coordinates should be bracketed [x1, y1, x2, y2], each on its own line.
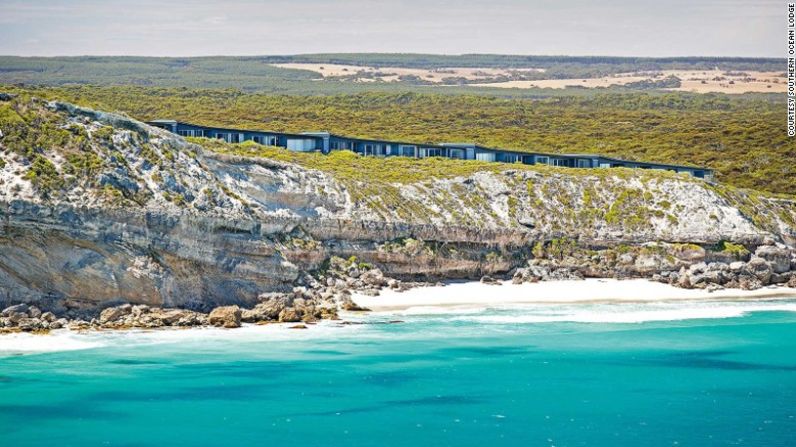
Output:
[0, 55, 784, 94]
[2, 85, 791, 196]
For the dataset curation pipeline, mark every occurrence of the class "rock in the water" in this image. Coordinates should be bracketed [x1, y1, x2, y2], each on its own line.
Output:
[99, 304, 132, 324]
[208, 306, 242, 328]
[147, 308, 202, 327]
[242, 295, 289, 323]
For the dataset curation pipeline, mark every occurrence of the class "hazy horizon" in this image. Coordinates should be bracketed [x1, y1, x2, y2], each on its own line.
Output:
[0, 52, 784, 60]
[0, 0, 782, 58]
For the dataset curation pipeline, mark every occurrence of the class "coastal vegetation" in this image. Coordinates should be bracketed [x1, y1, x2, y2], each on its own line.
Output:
[7, 91, 776, 233]
[259, 54, 783, 74]
[3, 85, 790, 195]
[0, 93, 795, 325]
[0, 55, 782, 94]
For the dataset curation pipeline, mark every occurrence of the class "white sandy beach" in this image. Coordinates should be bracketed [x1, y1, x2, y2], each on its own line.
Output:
[352, 278, 796, 311]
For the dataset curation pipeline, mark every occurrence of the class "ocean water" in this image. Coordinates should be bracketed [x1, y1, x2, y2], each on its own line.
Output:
[2, 299, 796, 446]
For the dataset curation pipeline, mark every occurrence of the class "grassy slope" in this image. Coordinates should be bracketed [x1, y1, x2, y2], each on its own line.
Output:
[3, 85, 790, 195]
[1, 93, 793, 235]
[200, 138, 796, 234]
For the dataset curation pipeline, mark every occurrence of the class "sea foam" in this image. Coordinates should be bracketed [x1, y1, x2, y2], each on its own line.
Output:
[3, 301, 796, 356]
[446, 301, 796, 324]
[0, 330, 105, 356]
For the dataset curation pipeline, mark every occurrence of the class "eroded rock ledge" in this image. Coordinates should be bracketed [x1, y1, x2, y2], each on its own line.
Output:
[1, 96, 795, 331]
[0, 256, 405, 332]
[2, 238, 795, 333]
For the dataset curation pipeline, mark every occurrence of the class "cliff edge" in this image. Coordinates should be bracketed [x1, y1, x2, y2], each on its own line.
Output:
[1, 93, 794, 315]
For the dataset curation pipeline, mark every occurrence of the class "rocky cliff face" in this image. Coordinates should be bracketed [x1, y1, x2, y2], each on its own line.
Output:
[1, 94, 795, 313]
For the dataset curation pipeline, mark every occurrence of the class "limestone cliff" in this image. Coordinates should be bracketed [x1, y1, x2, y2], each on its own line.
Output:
[1, 94, 794, 312]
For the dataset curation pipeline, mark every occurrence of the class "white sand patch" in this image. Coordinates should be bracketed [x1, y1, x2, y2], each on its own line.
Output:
[470, 70, 785, 94]
[352, 278, 796, 311]
[275, 63, 783, 93]
[469, 76, 651, 89]
[443, 302, 796, 324]
[272, 63, 544, 83]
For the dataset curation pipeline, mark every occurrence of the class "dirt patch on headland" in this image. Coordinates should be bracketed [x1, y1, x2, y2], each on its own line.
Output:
[272, 63, 545, 83]
[470, 70, 786, 94]
[275, 63, 785, 93]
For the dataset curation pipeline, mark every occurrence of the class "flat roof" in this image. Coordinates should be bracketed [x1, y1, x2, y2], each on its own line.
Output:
[443, 144, 708, 171]
[146, 120, 323, 140]
[150, 119, 710, 172]
[322, 132, 448, 149]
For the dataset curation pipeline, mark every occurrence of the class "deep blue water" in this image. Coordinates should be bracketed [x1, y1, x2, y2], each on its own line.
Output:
[2, 299, 796, 446]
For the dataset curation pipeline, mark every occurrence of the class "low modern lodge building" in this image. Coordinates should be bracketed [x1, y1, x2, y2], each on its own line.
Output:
[148, 119, 714, 180]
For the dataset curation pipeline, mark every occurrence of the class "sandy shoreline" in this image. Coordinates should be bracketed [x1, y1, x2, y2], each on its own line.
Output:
[352, 279, 796, 311]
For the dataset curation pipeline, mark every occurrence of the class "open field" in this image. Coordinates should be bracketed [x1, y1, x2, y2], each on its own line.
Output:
[272, 63, 785, 93]
[665, 70, 785, 93]
[471, 70, 786, 94]
[272, 63, 545, 83]
[0, 55, 784, 96]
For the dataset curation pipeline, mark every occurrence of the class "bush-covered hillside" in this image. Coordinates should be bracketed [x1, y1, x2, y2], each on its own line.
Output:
[4, 86, 790, 195]
[263, 53, 783, 76]
[0, 55, 783, 95]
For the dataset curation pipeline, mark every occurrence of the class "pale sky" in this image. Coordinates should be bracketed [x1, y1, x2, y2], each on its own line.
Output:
[0, 0, 783, 57]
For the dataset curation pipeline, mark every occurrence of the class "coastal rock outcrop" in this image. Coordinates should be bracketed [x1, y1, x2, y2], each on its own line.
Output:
[0, 94, 795, 325]
[208, 306, 242, 328]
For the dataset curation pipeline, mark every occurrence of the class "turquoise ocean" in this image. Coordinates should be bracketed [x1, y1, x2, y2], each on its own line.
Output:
[2, 298, 796, 446]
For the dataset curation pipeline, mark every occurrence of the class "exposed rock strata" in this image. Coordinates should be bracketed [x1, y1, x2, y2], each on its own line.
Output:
[0, 95, 795, 328]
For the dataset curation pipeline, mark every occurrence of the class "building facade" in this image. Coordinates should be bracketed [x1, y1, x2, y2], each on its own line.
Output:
[147, 120, 713, 180]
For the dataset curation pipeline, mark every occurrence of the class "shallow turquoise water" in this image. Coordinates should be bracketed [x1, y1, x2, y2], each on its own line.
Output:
[2, 300, 796, 446]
